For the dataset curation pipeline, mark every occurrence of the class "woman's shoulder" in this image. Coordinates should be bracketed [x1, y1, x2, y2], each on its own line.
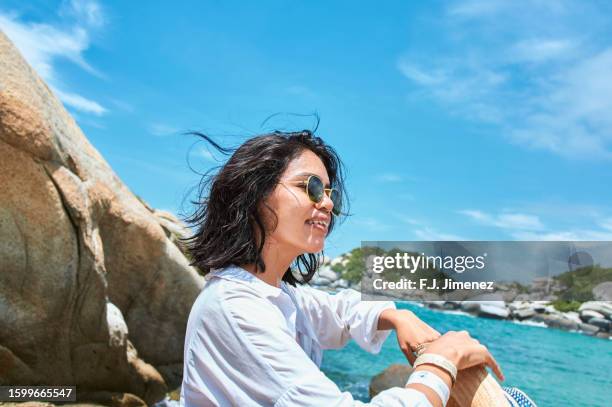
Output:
[204, 265, 277, 294]
[187, 266, 286, 332]
[284, 282, 359, 304]
[193, 265, 291, 316]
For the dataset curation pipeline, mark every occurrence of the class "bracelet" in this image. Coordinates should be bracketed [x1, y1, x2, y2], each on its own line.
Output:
[414, 343, 428, 356]
[407, 370, 451, 405]
[413, 353, 457, 384]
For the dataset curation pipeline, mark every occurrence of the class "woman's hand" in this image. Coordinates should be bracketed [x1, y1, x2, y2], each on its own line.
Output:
[378, 309, 440, 364]
[422, 330, 505, 381]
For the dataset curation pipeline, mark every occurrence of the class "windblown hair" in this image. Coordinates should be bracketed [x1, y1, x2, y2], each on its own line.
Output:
[181, 130, 348, 285]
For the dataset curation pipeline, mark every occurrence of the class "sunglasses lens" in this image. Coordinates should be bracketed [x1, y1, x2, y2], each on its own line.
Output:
[330, 189, 342, 216]
[307, 176, 324, 203]
[307, 176, 342, 216]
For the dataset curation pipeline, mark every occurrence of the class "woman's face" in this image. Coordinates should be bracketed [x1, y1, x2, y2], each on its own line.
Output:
[261, 149, 335, 257]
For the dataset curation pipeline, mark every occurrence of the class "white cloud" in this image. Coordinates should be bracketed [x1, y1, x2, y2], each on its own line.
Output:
[60, 0, 105, 28]
[413, 227, 465, 241]
[447, 0, 509, 17]
[398, 58, 507, 123]
[200, 148, 222, 163]
[353, 217, 392, 232]
[285, 85, 316, 98]
[393, 213, 420, 225]
[110, 99, 135, 113]
[510, 38, 578, 63]
[375, 173, 403, 183]
[397, 62, 446, 86]
[398, 0, 612, 159]
[448, 0, 570, 19]
[55, 89, 106, 115]
[148, 122, 180, 137]
[0, 1, 107, 115]
[374, 172, 421, 184]
[600, 218, 612, 231]
[509, 47, 612, 159]
[460, 207, 612, 240]
[460, 209, 544, 231]
[392, 214, 465, 240]
[512, 229, 612, 241]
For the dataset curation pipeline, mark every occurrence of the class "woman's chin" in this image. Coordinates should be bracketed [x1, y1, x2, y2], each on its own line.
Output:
[302, 239, 325, 253]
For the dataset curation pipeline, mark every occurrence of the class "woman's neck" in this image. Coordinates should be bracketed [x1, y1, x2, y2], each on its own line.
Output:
[242, 241, 297, 288]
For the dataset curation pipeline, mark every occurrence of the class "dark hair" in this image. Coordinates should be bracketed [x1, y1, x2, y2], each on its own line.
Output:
[181, 130, 348, 285]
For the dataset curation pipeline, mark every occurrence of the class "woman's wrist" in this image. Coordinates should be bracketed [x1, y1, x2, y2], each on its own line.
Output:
[407, 368, 451, 406]
[423, 344, 463, 369]
[406, 365, 453, 407]
[377, 308, 410, 330]
[412, 365, 453, 388]
[414, 353, 458, 384]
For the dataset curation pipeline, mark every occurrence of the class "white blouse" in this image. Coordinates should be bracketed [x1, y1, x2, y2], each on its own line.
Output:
[180, 265, 433, 406]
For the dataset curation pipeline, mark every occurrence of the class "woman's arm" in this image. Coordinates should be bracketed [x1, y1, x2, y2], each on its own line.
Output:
[294, 286, 441, 359]
[183, 287, 436, 407]
[294, 285, 397, 352]
[377, 308, 441, 364]
[377, 309, 448, 407]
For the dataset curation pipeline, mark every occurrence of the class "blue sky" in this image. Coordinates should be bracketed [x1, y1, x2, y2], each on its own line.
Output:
[2, 0, 612, 259]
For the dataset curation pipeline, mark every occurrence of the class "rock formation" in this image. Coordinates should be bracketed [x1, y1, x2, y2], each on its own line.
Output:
[0, 30, 204, 405]
[369, 364, 414, 398]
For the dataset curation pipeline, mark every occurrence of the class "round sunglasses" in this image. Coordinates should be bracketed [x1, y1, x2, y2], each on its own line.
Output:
[288, 175, 342, 216]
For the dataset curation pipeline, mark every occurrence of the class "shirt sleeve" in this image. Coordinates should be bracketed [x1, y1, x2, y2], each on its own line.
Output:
[225, 292, 432, 407]
[294, 285, 396, 352]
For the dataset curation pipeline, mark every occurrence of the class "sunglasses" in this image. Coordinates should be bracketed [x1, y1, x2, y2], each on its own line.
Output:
[290, 175, 342, 216]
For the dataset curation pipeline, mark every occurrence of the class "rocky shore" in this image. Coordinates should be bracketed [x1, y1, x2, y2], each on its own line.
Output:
[424, 298, 612, 340]
[312, 262, 612, 340]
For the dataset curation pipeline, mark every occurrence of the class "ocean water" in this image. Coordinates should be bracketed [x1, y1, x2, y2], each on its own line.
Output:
[321, 302, 612, 407]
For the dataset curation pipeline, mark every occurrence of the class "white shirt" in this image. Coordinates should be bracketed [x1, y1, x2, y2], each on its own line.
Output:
[180, 264, 433, 406]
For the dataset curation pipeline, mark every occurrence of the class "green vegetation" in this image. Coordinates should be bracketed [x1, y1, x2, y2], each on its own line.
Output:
[512, 281, 531, 294]
[333, 247, 382, 283]
[331, 246, 453, 290]
[551, 300, 582, 313]
[553, 264, 612, 302]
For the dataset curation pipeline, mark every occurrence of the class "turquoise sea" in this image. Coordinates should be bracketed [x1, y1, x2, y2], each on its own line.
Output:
[321, 302, 612, 407]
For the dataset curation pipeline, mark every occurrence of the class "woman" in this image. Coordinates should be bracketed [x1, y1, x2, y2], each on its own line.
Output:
[180, 130, 504, 407]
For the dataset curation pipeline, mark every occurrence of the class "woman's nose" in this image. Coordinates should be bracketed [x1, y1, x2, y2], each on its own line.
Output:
[315, 192, 334, 214]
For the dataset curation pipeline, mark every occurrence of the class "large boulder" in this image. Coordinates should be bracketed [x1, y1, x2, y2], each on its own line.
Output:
[587, 318, 611, 332]
[592, 282, 612, 301]
[511, 307, 535, 321]
[369, 364, 414, 398]
[530, 313, 579, 331]
[579, 302, 612, 319]
[477, 304, 510, 319]
[578, 323, 600, 336]
[460, 294, 510, 319]
[331, 278, 350, 289]
[544, 315, 578, 331]
[0, 31, 204, 403]
[579, 309, 604, 323]
[310, 265, 339, 286]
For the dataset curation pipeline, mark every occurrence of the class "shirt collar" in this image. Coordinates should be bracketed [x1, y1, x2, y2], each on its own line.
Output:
[207, 264, 285, 297]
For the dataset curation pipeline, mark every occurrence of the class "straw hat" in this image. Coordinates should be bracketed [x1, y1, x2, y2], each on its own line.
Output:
[447, 365, 509, 407]
[415, 347, 538, 407]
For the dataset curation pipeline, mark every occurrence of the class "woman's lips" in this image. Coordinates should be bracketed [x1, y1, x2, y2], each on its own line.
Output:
[305, 220, 328, 233]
